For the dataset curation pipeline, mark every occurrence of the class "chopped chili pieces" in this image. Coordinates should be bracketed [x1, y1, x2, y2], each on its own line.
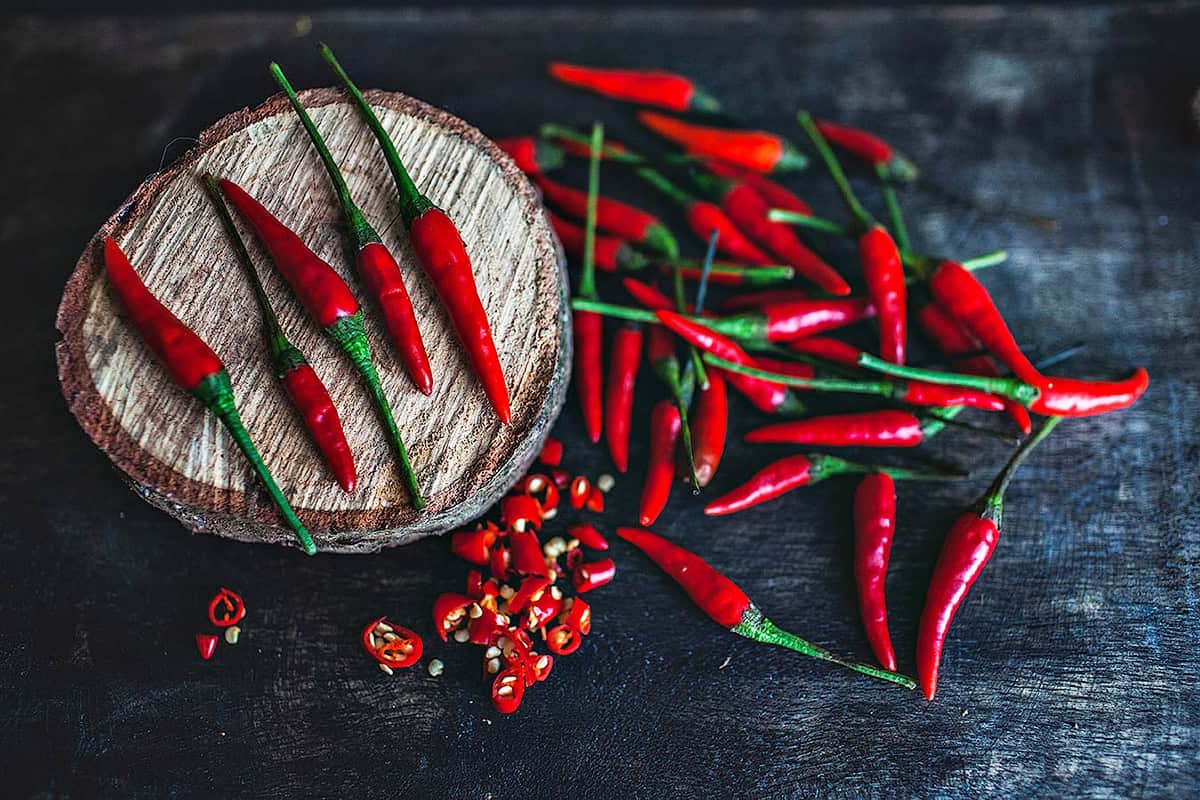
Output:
[207, 588, 246, 628]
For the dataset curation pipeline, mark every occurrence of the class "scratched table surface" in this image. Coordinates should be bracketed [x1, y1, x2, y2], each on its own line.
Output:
[3, 5, 1198, 797]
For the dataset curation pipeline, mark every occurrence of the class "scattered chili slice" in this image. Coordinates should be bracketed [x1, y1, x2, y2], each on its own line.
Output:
[519, 473, 560, 513]
[491, 665, 526, 713]
[361, 617, 423, 668]
[195, 633, 218, 660]
[569, 476, 592, 509]
[509, 576, 552, 615]
[207, 587, 246, 628]
[501, 494, 544, 531]
[451, 526, 498, 566]
[539, 438, 564, 467]
[586, 487, 605, 512]
[572, 559, 616, 593]
[545, 624, 583, 655]
[568, 523, 609, 551]
[560, 597, 593, 635]
[433, 593, 474, 641]
[509, 528, 549, 576]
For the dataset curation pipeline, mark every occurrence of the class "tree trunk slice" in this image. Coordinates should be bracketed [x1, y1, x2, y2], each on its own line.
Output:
[55, 88, 570, 554]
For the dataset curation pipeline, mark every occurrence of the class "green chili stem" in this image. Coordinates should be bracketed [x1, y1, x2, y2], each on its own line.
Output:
[855, 352, 1039, 406]
[578, 122, 603, 301]
[876, 162, 911, 253]
[766, 209, 851, 236]
[733, 606, 916, 688]
[194, 371, 316, 555]
[796, 111, 873, 231]
[319, 43, 433, 225]
[637, 167, 694, 208]
[571, 298, 660, 324]
[539, 123, 699, 166]
[961, 250, 1009, 271]
[662, 258, 794, 273]
[983, 416, 1062, 522]
[270, 61, 377, 248]
[917, 404, 966, 439]
[813, 453, 966, 482]
[703, 353, 897, 398]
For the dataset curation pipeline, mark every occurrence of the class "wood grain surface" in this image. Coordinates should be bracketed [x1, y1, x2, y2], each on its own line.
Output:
[4, 5, 1199, 798]
[55, 88, 570, 552]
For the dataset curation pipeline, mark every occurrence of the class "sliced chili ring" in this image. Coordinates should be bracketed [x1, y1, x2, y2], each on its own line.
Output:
[519, 473, 560, 513]
[467, 605, 508, 645]
[572, 558, 616, 593]
[451, 526, 497, 566]
[508, 575, 551, 615]
[501, 493, 544, 530]
[207, 587, 246, 628]
[361, 617, 423, 668]
[569, 476, 591, 509]
[565, 547, 585, 571]
[432, 593, 474, 641]
[491, 665, 526, 713]
[545, 624, 582, 655]
[195, 633, 218, 660]
[529, 651, 554, 683]
[525, 591, 563, 631]
[568, 523, 609, 551]
[559, 597, 592, 635]
[508, 529, 548, 576]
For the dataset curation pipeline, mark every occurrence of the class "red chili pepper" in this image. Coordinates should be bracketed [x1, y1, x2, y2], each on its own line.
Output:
[496, 135, 565, 174]
[712, 297, 876, 344]
[858, 225, 907, 364]
[508, 528, 547, 576]
[720, 289, 810, 314]
[604, 322, 643, 473]
[491, 664, 526, 713]
[195, 633, 218, 660]
[639, 111, 808, 173]
[1028, 370, 1150, 416]
[535, 174, 677, 257]
[568, 523, 609, 551]
[433, 593, 474, 640]
[750, 357, 814, 381]
[538, 438, 563, 467]
[573, 309, 605, 443]
[853, 474, 898, 671]
[927, 261, 1041, 385]
[322, 45, 510, 424]
[745, 410, 924, 448]
[788, 336, 866, 368]
[899, 381, 1006, 412]
[918, 417, 1061, 700]
[207, 588, 246, 628]
[569, 476, 592, 509]
[361, 617, 423, 668]
[704, 453, 961, 516]
[655, 310, 804, 415]
[915, 301, 1032, 434]
[705, 160, 813, 215]
[547, 211, 647, 273]
[691, 172, 850, 295]
[664, 264, 796, 287]
[623, 277, 683, 313]
[546, 128, 635, 161]
[635, 168, 774, 263]
[565, 547, 585, 572]
[814, 119, 918, 182]
[467, 606, 508, 645]
[548, 62, 722, 113]
[501, 494, 544, 531]
[518, 473, 560, 513]
[572, 558, 616, 593]
[639, 400, 681, 526]
[616, 527, 914, 687]
[103, 237, 315, 554]
[560, 597, 593, 635]
[217, 178, 422, 509]
[545, 624, 582, 655]
[523, 590, 563, 630]
[690, 369, 727, 488]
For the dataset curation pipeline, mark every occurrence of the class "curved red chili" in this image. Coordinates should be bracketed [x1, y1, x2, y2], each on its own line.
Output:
[572, 558, 617, 594]
[103, 237, 315, 554]
[207, 588, 246, 627]
[691, 369, 728, 488]
[548, 211, 646, 273]
[639, 400, 681, 526]
[573, 309, 604, 443]
[321, 45, 510, 425]
[604, 323, 643, 472]
[536, 174, 677, 257]
[858, 225, 907, 364]
[704, 297, 874, 344]
[549, 62, 721, 113]
[616, 527, 914, 687]
[853, 474, 898, 671]
[639, 111, 807, 173]
[899, 381, 1006, 412]
[720, 289, 810, 314]
[496, 135, 564, 174]
[814, 119, 918, 182]
[362, 617, 423, 668]
[705, 160, 813, 215]
[1028, 369, 1149, 416]
[685, 201, 775, 265]
[745, 410, 924, 448]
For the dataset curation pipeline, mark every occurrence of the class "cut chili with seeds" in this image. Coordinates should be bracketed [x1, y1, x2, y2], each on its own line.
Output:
[207, 587, 246, 628]
[572, 558, 616, 593]
[539, 438, 564, 467]
[362, 617, 422, 668]
[545, 624, 582, 655]
[569, 476, 592, 509]
[433, 593, 474, 641]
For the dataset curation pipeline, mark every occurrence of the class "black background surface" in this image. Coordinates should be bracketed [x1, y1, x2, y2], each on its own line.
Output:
[2, 4, 1198, 797]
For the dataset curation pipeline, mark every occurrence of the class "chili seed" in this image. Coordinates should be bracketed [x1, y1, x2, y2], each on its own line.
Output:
[567, 538, 580, 551]
[536, 655, 550, 670]
[368, 633, 379, 649]
[499, 585, 515, 599]
[428, 659, 444, 677]
[383, 632, 399, 641]
[528, 476, 546, 493]
[598, 473, 615, 492]
[453, 629, 470, 643]
[500, 674, 518, 685]
[486, 658, 501, 674]
[513, 519, 528, 533]
[549, 586, 562, 600]
[485, 645, 501, 659]
[378, 663, 394, 676]
[543, 507, 558, 520]
[497, 685, 514, 697]
[468, 603, 483, 619]
[224, 625, 241, 645]
[377, 622, 394, 633]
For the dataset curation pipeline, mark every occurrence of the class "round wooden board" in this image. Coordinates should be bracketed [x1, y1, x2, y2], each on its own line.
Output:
[56, 88, 570, 554]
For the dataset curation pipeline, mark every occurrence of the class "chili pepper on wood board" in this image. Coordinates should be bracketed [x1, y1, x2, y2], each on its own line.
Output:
[320, 43, 511, 424]
[616, 527, 914, 687]
[203, 174, 357, 493]
[102, 237, 316, 554]
[270, 62, 432, 396]
[216, 177, 423, 509]
[639, 111, 809, 173]
[918, 416, 1062, 700]
[853, 473, 898, 671]
[548, 62, 722, 113]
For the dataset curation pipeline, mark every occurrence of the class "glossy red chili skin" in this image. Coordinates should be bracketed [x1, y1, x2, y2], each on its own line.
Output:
[361, 617, 423, 668]
[857, 225, 907, 365]
[569, 476, 592, 509]
[550, 63, 699, 111]
[573, 310, 604, 443]
[539, 438, 563, 467]
[524, 591, 563, 630]
[496, 136, 541, 173]
[901, 381, 1006, 412]
[928, 261, 1041, 385]
[561, 597, 593, 635]
[815, 119, 894, 165]
[572, 558, 617, 593]
[451, 527, 497, 566]
[545, 624, 582, 655]
[586, 487, 605, 512]
[706, 161, 813, 215]
[103, 238, 224, 390]
[410, 207, 511, 423]
[763, 297, 875, 342]
[467, 607, 508, 645]
[491, 665, 527, 713]
[917, 512, 1000, 701]
[604, 324, 643, 473]
[721, 183, 850, 296]
[281, 364, 357, 493]
[432, 592, 474, 641]
[639, 400, 681, 527]
[519, 473, 560, 512]
[508, 576, 552, 615]
[746, 410, 924, 448]
[691, 369, 727, 488]
[751, 357, 814, 381]
[501, 494, 544, 531]
[704, 454, 813, 516]
[721, 289, 810, 314]
[508, 528, 548, 576]
[356, 241, 432, 395]
[548, 211, 625, 272]
[207, 588, 246, 627]
[853, 474, 898, 671]
[788, 336, 866, 368]
[616, 527, 751, 629]
[536, 174, 659, 243]
[1029, 369, 1149, 416]
[568, 523, 609, 551]
[195, 633, 218, 660]
[915, 302, 1032, 434]
[489, 544, 512, 582]
[218, 179, 360, 328]
[685, 201, 775, 264]
[623, 277, 677, 313]
[640, 111, 790, 173]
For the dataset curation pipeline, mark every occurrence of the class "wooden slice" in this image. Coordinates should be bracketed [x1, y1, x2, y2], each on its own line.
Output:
[56, 88, 569, 554]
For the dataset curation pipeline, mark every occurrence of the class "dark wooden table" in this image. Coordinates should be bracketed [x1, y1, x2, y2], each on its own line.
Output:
[4, 5, 1198, 797]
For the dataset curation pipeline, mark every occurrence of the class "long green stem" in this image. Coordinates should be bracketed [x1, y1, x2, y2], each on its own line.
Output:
[194, 371, 316, 555]
[571, 298, 659, 324]
[703, 353, 897, 398]
[961, 250, 1008, 271]
[855, 352, 1039, 406]
[814, 453, 966, 482]
[637, 167, 694, 208]
[319, 43, 433, 224]
[876, 162, 911, 253]
[578, 122, 603, 301]
[539, 123, 700, 166]
[797, 111, 872, 230]
[733, 606, 915, 688]
[270, 62, 377, 248]
[983, 416, 1061, 523]
[766, 209, 851, 236]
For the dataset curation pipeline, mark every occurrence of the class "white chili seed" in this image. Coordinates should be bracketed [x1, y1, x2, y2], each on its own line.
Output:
[597, 474, 615, 492]
[528, 476, 546, 493]
[513, 519, 527, 533]
[499, 585, 515, 599]
[368, 633, 378, 649]
[484, 646, 501, 659]
[549, 586, 562, 600]
[567, 538, 580, 551]
[383, 632, 399, 641]
[486, 658, 501, 674]
[428, 659, 444, 677]
[500, 674, 518, 685]
[378, 663, 394, 676]
[469, 603, 483, 619]
[453, 629, 470, 643]
[543, 507, 558, 520]
[536, 656, 549, 670]
[497, 685, 514, 697]
[376, 622, 394, 633]
[224, 626, 241, 645]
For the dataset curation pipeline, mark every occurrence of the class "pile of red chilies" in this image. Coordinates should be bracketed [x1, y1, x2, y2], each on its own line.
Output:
[494, 62, 1149, 700]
